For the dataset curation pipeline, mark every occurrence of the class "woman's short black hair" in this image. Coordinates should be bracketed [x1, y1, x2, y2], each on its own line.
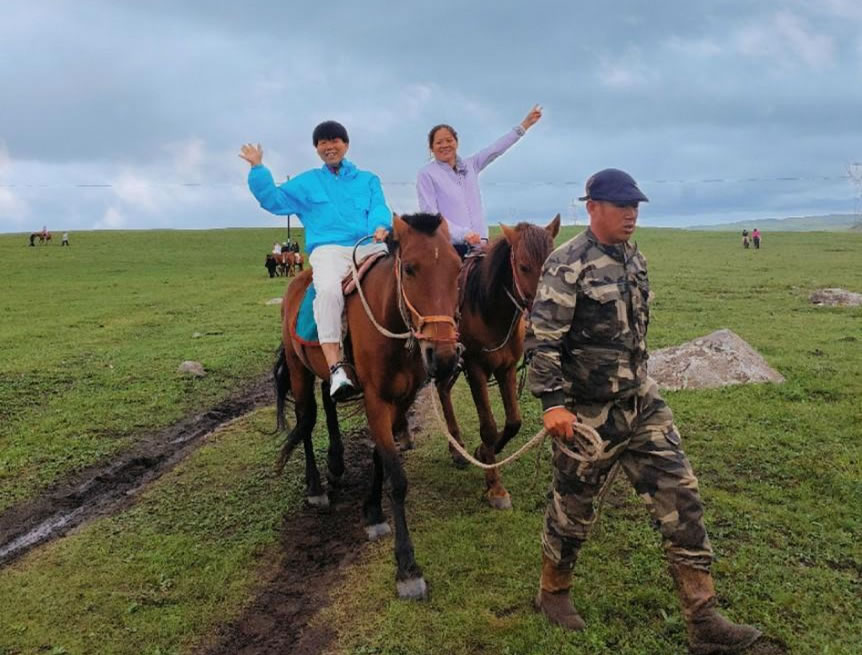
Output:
[313, 120, 349, 146]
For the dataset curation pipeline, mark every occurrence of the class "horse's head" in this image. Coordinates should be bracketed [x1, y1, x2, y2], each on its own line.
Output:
[500, 214, 560, 310]
[391, 213, 461, 380]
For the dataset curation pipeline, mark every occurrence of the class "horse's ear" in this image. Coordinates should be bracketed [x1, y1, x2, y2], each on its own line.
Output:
[500, 223, 517, 246]
[546, 213, 561, 238]
[437, 214, 451, 241]
[392, 214, 407, 242]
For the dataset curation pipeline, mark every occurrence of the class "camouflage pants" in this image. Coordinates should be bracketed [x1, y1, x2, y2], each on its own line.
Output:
[543, 377, 713, 571]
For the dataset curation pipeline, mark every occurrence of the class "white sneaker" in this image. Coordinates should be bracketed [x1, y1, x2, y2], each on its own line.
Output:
[329, 364, 356, 401]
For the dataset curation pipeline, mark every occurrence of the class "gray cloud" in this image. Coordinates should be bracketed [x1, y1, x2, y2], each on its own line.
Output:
[1, 0, 861, 232]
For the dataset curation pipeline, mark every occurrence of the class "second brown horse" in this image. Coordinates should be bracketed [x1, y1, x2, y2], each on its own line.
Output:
[437, 215, 560, 508]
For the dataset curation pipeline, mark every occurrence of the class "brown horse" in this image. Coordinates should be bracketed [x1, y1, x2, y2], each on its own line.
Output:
[275, 213, 461, 599]
[436, 215, 560, 508]
[29, 231, 52, 245]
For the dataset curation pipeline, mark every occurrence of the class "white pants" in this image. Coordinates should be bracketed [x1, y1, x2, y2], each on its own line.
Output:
[309, 243, 388, 344]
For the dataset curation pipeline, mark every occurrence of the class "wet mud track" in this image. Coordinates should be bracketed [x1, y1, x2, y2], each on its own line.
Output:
[200, 426, 378, 655]
[0, 376, 273, 565]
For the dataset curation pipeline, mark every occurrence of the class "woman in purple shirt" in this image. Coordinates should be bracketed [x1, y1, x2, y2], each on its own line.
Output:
[416, 105, 543, 256]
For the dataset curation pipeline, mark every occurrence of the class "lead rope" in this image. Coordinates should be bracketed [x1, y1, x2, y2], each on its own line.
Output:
[428, 386, 622, 518]
[429, 389, 608, 470]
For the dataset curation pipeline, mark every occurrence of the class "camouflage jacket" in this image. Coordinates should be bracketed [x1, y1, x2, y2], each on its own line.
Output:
[526, 227, 651, 408]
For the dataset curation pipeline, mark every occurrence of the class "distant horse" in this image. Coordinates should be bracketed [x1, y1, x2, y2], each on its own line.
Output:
[283, 251, 304, 276]
[265, 254, 279, 278]
[29, 231, 51, 246]
[275, 213, 461, 599]
[436, 215, 560, 508]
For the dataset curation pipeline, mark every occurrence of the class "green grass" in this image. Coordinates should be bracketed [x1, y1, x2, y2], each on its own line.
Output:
[1, 227, 860, 654]
[0, 228, 294, 512]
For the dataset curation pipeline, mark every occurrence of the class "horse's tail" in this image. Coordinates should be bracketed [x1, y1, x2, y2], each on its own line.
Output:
[273, 343, 291, 434]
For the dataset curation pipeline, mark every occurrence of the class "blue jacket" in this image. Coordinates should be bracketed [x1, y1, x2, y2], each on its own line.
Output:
[248, 160, 391, 254]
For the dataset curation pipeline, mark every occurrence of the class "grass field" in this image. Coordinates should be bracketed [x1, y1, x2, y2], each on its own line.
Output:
[0, 227, 860, 654]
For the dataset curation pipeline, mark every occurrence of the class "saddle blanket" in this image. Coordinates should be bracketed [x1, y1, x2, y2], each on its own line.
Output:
[292, 250, 388, 346]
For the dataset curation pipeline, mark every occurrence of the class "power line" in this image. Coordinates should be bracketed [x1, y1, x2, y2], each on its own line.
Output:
[0, 173, 855, 189]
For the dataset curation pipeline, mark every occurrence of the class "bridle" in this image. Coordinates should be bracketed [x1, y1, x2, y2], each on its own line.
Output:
[481, 246, 530, 353]
[394, 252, 459, 344]
[351, 237, 458, 347]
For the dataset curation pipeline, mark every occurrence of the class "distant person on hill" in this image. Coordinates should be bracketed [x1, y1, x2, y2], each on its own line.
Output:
[752, 228, 761, 249]
[741, 229, 749, 249]
[416, 105, 543, 258]
[61, 232, 70, 246]
[525, 168, 761, 652]
[240, 120, 391, 401]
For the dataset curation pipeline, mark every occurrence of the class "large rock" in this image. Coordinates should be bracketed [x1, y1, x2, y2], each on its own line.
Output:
[809, 288, 862, 307]
[177, 360, 206, 377]
[648, 329, 784, 391]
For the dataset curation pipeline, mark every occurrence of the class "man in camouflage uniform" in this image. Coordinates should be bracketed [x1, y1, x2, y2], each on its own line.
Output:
[526, 169, 761, 654]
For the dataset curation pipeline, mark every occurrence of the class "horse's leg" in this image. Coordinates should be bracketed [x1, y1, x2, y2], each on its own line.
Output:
[435, 376, 468, 468]
[320, 379, 345, 487]
[276, 366, 326, 507]
[392, 408, 414, 452]
[492, 364, 523, 455]
[465, 361, 511, 510]
[365, 394, 426, 599]
[363, 447, 390, 539]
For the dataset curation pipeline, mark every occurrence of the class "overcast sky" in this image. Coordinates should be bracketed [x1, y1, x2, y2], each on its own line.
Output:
[2, 0, 862, 233]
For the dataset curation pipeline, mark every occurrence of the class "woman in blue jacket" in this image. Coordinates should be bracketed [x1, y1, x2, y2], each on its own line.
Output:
[240, 121, 391, 400]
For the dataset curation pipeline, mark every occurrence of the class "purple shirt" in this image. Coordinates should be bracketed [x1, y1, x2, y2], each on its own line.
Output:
[416, 126, 525, 242]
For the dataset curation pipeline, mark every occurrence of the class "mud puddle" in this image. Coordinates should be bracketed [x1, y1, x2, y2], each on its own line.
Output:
[0, 376, 273, 566]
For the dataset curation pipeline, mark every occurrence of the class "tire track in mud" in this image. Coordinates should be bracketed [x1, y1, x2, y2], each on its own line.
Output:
[199, 426, 377, 655]
[198, 387, 436, 655]
[0, 376, 273, 566]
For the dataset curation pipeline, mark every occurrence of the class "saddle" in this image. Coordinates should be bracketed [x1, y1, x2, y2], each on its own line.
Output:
[291, 251, 388, 346]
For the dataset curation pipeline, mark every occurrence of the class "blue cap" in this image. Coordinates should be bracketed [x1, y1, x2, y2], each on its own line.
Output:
[578, 168, 649, 204]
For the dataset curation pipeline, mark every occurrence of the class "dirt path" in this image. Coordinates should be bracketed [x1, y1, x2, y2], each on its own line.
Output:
[0, 376, 273, 565]
[199, 426, 376, 655]
[198, 387, 435, 655]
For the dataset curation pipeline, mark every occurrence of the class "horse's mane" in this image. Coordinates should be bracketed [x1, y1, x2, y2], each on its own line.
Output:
[386, 213, 444, 252]
[464, 222, 553, 315]
[399, 212, 443, 235]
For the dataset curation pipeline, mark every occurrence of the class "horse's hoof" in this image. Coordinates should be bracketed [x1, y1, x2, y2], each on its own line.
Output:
[450, 453, 469, 470]
[306, 494, 330, 508]
[488, 492, 512, 510]
[396, 576, 428, 600]
[365, 522, 391, 540]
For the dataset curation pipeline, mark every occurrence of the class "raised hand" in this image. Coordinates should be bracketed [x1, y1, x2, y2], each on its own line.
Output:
[239, 143, 263, 167]
[521, 104, 543, 131]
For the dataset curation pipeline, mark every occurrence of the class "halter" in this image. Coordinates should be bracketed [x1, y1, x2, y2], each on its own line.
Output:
[481, 248, 529, 353]
[508, 249, 529, 312]
[350, 235, 458, 346]
[395, 252, 459, 344]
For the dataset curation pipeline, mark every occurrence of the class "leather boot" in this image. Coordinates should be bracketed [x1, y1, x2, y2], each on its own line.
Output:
[534, 553, 586, 631]
[671, 564, 761, 654]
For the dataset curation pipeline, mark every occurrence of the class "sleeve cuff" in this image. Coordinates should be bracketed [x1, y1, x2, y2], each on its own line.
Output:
[540, 390, 566, 412]
[514, 125, 526, 137]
